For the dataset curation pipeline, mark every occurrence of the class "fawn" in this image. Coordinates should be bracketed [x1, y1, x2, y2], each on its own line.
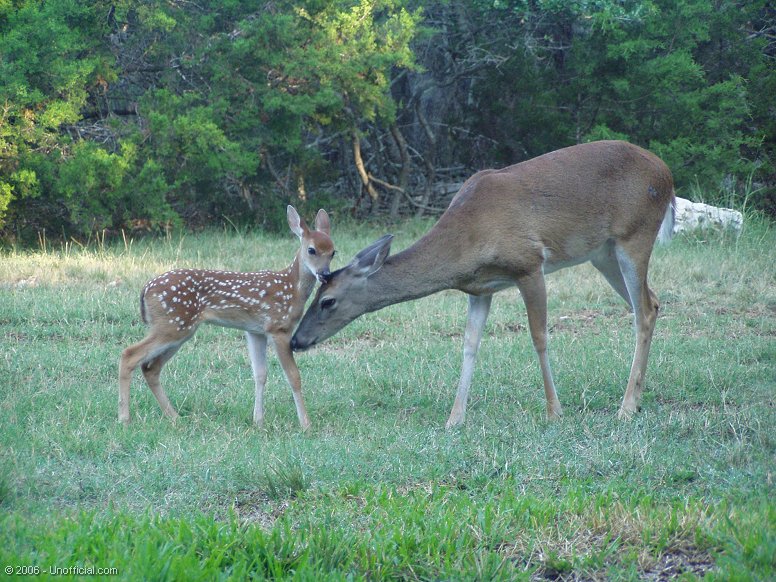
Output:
[119, 206, 335, 430]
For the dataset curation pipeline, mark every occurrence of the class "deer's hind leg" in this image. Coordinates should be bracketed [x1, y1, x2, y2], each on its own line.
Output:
[613, 240, 660, 418]
[140, 340, 187, 421]
[119, 331, 190, 423]
[591, 240, 633, 309]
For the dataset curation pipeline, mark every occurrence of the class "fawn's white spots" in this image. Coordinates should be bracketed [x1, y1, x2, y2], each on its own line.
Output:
[140, 229, 332, 338]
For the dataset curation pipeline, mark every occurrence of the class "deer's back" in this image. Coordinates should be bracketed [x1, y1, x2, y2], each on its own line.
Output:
[447, 141, 672, 243]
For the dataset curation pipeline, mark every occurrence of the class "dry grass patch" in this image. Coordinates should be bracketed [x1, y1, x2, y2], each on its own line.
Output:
[498, 499, 718, 580]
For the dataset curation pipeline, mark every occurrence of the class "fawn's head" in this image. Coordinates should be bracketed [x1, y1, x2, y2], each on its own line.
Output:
[291, 234, 393, 351]
[287, 205, 335, 283]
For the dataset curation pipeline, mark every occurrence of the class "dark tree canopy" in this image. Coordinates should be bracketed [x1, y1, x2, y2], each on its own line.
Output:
[1, 0, 773, 241]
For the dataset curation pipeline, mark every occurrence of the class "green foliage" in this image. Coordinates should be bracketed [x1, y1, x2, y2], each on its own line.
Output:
[57, 141, 132, 229]
[0, 1, 420, 238]
[298, 0, 419, 123]
[0, 0, 112, 233]
[574, 1, 758, 192]
[126, 0, 420, 230]
[0, 0, 773, 241]
[0, 182, 12, 224]
[469, 0, 767, 201]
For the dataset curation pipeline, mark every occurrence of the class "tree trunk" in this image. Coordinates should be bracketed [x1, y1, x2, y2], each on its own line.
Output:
[389, 124, 410, 218]
[352, 127, 379, 210]
[415, 102, 437, 218]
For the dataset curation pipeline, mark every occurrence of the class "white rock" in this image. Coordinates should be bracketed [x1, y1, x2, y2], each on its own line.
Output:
[673, 197, 743, 235]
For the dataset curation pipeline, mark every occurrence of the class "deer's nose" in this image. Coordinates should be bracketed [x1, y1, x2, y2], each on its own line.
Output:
[291, 334, 317, 352]
[317, 269, 331, 284]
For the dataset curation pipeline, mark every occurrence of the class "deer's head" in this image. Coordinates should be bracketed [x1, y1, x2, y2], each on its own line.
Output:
[287, 205, 335, 284]
[291, 234, 393, 351]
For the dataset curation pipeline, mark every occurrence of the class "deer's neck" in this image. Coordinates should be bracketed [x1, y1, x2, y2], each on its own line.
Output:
[364, 223, 464, 312]
[286, 254, 317, 300]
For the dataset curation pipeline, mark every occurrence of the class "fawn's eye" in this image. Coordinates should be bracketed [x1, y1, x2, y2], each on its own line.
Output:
[321, 297, 336, 309]
[332, 250, 336, 257]
[307, 247, 316, 255]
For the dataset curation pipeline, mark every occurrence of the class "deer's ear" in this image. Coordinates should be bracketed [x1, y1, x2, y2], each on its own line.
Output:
[287, 205, 306, 238]
[350, 234, 393, 277]
[315, 209, 331, 235]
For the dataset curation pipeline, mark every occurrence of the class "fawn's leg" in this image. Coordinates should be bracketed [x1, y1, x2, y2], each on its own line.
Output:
[119, 342, 142, 423]
[119, 335, 160, 423]
[245, 332, 268, 427]
[140, 342, 184, 421]
[272, 332, 312, 431]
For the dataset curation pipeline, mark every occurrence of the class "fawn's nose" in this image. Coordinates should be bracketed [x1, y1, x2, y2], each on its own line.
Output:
[317, 269, 331, 284]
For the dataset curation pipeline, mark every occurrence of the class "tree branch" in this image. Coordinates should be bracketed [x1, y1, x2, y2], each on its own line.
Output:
[352, 127, 379, 202]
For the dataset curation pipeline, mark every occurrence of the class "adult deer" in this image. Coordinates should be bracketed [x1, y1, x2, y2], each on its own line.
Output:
[119, 206, 335, 430]
[291, 141, 675, 426]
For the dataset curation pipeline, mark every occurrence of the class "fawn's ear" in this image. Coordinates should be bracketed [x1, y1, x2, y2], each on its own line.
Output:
[287, 205, 306, 238]
[315, 209, 331, 235]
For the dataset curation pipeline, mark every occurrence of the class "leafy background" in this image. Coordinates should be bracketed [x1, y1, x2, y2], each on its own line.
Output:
[1, 0, 774, 241]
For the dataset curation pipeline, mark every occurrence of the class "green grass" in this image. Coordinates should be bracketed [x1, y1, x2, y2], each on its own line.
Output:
[1, 216, 774, 580]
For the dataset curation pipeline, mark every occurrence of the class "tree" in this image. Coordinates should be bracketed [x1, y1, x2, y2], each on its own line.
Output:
[108, 0, 420, 228]
[1, 0, 420, 237]
[0, 0, 114, 233]
[1, 0, 773, 242]
[400, 0, 774, 212]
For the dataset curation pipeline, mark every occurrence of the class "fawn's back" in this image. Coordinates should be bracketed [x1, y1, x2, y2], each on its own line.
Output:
[142, 267, 308, 337]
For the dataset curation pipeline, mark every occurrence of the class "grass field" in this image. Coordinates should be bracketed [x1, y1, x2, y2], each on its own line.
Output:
[1, 215, 774, 580]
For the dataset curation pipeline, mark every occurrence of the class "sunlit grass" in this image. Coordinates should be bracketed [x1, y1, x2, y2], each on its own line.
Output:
[1, 217, 773, 579]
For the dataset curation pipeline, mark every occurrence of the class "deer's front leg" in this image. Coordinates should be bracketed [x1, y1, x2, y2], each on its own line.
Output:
[446, 294, 492, 429]
[246, 332, 268, 427]
[272, 332, 312, 431]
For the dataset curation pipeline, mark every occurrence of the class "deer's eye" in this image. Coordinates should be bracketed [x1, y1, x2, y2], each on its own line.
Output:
[308, 247, 316, 255]
[321, 297, 336, 309]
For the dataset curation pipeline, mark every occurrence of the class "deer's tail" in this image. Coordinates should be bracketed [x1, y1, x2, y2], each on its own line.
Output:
[657, 189, 676, 244]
